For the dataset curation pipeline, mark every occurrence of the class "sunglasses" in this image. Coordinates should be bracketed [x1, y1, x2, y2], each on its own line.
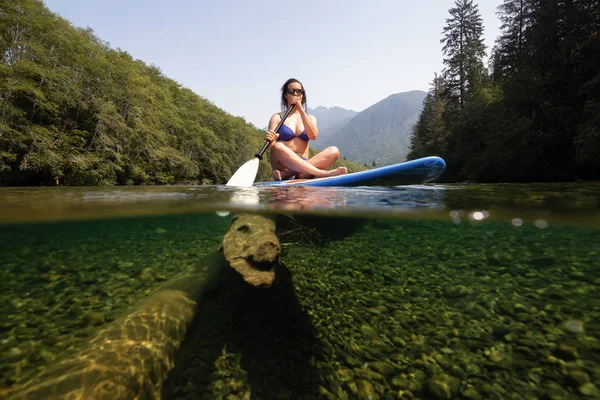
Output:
[286, 88, 304, 96]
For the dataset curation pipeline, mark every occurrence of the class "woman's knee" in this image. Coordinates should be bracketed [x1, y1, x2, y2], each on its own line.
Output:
[326, 146, 341, 158]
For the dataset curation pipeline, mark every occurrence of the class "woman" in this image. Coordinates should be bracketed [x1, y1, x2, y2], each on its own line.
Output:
[265, 78, 347, 181]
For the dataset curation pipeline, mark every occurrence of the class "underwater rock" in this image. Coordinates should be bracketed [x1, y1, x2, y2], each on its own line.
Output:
[341, 352, 362, 367]
[355, 368, 384, 382]
[565, 369, 591, 387]
[461, 386, 482, 400]
[319, 385, 337, 400]
[579, 382, 600, 397]
[338, 368, 355, 382]
[563, 319, 585, 334]
[4, 347, 23, 362]
[83, 311, 105, 327]
[396, 389, 415, 399]
[392, 336, 407, 347]
[427, 374, 461, 399]
[369, 361, 396, 377]
[443, 285, 470, 298]
[356, 379, 377, 399]
[360, 324, 378, 339]
[556, 344, 579, 361]
[139, 267, 165, 283]
[219, 214, 279, 287]
[434, 353, 453, 370]
[474, 381, 494, 397]
[366, 307, 383, 315]
[407, 370, 425, 392]
[391, 375, 411, 390]
[487, 348, 504, 363]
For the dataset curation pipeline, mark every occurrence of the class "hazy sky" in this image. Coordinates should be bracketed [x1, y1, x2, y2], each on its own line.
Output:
[42, 0, 502, 128]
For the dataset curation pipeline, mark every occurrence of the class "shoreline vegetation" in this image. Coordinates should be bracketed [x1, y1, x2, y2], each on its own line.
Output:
[1, 1, 598, 187]
[407, 0, 600, 183]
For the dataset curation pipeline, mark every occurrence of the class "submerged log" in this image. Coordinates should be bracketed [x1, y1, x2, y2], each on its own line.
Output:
[3, 269, 215, 400]
[219, 213, 280, 287]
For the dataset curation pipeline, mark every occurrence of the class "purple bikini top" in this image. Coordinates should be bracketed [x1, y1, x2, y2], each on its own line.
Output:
[277, 123, 309, 142]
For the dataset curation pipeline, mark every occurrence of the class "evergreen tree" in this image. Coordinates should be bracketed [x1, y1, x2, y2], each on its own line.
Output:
[408, 74, 451, 160]
[440, 0, 487, 109]
[427, 0, 600, 182]
[491, 0, 533, 82]
[517, 0, 600, 177]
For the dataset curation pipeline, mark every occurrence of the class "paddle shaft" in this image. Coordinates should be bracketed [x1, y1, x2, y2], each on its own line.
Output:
[255, 104, 295, 159]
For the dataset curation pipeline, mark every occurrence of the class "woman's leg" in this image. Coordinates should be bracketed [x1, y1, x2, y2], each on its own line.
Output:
[270, 143, 346, 180]
[297, 146, 342, 178]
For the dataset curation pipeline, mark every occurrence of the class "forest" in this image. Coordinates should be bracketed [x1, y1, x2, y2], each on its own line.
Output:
[408, 0, 600, 182]
[0, 0, 363, 186]
[2, 0, 598, 186]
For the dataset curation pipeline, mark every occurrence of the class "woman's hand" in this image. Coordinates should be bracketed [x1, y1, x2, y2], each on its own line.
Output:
[265, 130, 279, 147]
[289, 95, 303, 109]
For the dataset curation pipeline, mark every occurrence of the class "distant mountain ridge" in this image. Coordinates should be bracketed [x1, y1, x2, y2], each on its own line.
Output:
[316, 90, 427, 166]
[307, 106, 358, 147]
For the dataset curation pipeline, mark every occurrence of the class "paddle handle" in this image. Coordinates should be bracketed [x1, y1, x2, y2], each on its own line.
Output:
[255, 104, 295, 159]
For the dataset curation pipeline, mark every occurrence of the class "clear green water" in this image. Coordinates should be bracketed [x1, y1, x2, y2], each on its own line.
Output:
[0, 183, 599, 399]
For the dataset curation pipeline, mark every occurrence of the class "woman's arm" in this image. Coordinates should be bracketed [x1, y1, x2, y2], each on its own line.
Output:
[265, 113, 281, 146]
[298, 107, 318, 140]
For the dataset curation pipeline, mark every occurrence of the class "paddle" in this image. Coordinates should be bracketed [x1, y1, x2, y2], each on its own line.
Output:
[225, 104, 295, 187]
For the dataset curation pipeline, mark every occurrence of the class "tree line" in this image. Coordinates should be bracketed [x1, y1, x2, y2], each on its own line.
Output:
[0, 0, 365, 186]
[408, 0, 600, 182]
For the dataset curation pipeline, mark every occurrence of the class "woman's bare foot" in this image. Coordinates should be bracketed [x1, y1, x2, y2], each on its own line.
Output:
[274, 167, 346, 180]
[323, 167, 347, 177]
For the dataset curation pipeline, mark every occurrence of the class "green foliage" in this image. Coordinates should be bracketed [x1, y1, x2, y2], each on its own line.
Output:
[573, 75, 600, 177]
[490, 0, 532, 82]
[0, 0, 271, 186]
[407, 74, 453, 160]
[409, 0, 600, 182]
[441, 0, 487, 109]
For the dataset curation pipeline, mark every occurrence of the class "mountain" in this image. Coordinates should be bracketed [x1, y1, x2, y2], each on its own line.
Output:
[318, 90, 427, 166]
[307, 106, 358, 147]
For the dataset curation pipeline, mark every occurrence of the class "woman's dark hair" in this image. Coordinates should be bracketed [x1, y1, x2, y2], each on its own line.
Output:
[280, 78, 307, 111]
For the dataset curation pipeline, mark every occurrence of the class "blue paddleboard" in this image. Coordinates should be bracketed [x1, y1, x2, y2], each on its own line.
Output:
[255, 156, 446, 187]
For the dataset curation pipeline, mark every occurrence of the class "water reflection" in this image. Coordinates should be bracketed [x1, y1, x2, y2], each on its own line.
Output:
[0, 183, 599, 227]
[216, 185, 447, 215]
[266, 186, 347, 211]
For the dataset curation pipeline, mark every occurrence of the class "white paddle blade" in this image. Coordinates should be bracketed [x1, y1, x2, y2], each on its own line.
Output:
[218, 158, 260, 216]
[226, 157, 259, 187]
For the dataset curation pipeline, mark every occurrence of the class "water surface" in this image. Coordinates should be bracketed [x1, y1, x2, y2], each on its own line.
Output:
[0, 183, 598, 399]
